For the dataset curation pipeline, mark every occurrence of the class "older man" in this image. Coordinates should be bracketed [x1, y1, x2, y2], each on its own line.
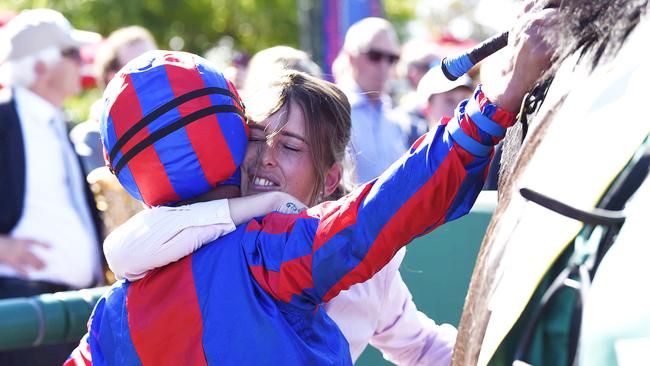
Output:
[0, 9, 103, 365]
[336, 17, 409, 184]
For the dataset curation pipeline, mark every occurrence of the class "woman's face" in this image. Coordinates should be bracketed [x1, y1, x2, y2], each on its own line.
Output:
[240, 101, 318, 205]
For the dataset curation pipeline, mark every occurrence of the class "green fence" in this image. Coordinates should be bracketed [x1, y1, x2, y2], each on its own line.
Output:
[0, 192, 495, 361]
[0, 287, 107, 351]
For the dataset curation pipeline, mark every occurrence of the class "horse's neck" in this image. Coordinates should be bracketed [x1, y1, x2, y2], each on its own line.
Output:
[452, 54, 581, 366]
[497, 51, 585, 208]
[451, 92, 567, 366]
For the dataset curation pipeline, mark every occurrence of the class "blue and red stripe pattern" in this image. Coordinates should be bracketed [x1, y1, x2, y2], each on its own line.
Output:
[68, 85, 515, 365]
[243, 86, 515, 308]
[100, 51, 249, 207]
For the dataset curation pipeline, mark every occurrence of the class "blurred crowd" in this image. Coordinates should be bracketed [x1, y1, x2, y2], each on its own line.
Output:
[0, 8, 494, 364]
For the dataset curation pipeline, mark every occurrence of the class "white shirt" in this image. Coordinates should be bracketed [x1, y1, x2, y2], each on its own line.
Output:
[325, 249, 457, 365]
[105, 200, 457, 365]
[0, 87, 99, 288]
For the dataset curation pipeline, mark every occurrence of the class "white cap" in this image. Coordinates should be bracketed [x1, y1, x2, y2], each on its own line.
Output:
[0, 9, 100, 63]
[417, 66, 473, 104]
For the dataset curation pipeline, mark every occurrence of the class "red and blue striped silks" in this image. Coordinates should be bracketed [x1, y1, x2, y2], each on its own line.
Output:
[100, 51, 249, 207]
[321, 0, 383, 80]
[67, 85, 516, 365]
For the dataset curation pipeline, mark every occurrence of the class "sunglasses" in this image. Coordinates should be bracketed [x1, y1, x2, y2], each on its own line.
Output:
[363, 49, 400, 65]
[61, 48, 81, 62]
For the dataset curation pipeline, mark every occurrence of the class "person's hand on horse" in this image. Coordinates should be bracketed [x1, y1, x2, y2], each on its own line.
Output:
[484, 0, 559, 112]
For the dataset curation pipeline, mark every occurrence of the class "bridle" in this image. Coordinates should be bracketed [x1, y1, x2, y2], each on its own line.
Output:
[515, 76, 554, 144]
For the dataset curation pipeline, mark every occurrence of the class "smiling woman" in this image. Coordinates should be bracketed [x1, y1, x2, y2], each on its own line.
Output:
[242, 71, 352, 206]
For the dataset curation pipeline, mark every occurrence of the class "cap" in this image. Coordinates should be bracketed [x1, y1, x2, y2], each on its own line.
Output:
[417, 65, 473, 104]
[0, 9, 100, 63]
[100, 50, 249, 206]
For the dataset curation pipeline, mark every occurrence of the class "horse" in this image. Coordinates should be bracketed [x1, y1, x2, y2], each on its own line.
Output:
[452, 1, 650, 365]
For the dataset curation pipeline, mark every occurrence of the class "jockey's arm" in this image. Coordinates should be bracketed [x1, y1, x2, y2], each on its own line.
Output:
[245, 85, 519, 308]
[247, 6, 557, 306]
[483, 5, 557, 112]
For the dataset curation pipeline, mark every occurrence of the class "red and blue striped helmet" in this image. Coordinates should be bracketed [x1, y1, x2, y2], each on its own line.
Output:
[100, 50, 248, 206]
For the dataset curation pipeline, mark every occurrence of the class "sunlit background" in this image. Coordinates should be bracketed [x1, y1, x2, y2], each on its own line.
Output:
[1, 0, 518, 123]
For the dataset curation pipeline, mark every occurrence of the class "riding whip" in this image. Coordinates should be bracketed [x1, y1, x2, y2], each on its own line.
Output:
[417, 31, 509, 96]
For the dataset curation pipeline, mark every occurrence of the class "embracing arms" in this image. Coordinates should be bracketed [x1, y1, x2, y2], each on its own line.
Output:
[104, 192, 305, 281]
[106, 87, 529, 301]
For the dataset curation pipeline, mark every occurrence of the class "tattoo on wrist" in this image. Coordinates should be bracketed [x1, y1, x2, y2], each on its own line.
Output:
[285, 202, 300, 213]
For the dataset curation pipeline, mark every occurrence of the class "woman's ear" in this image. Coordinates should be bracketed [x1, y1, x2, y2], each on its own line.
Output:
[323, 162, 343, 198]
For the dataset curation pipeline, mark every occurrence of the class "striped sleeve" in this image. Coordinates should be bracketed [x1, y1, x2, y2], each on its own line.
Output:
[245, 85, 516, 308]
[64, 335, 93, 366]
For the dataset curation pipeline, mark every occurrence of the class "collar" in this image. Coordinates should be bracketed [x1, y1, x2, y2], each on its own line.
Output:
[14, 87, 62, 128]
[341, 81, 392, 109]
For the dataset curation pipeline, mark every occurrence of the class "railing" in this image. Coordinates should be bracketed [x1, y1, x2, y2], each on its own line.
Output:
[0, 287, 108, 351]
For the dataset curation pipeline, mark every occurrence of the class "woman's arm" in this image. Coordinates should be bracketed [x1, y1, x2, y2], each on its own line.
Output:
[229, 192, 306, 224]
[105, 192, 305, 281]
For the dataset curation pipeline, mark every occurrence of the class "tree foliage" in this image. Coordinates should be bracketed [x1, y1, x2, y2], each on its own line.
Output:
[3, 0, 415, 56]
[2, 0, 415, 122]
[3, 0, 300, 54]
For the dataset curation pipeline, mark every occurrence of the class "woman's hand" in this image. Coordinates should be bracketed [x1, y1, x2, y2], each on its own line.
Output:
[229, 192, 307, 225]
[272, 192, 307, 214]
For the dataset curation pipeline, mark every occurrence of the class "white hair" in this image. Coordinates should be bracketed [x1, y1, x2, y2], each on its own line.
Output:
[331, 52, 352, 84]
[342, 17, 399, 55]
[0, 46, 62, 88]
[243, 46, 322, 94]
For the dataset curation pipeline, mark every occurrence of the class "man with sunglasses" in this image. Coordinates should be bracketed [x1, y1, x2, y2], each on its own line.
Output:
[0, 9, 104, 365]
[337, 17, 409, 184]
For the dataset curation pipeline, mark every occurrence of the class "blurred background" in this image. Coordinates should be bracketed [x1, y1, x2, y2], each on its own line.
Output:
[0, 0, 518, 124]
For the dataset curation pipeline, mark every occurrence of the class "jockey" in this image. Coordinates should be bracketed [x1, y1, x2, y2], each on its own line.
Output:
[65, 39, 549, 364]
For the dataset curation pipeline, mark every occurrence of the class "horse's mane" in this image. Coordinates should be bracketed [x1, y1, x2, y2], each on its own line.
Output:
[453, 1, 649, 365]
[550, 0, 648, 73]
